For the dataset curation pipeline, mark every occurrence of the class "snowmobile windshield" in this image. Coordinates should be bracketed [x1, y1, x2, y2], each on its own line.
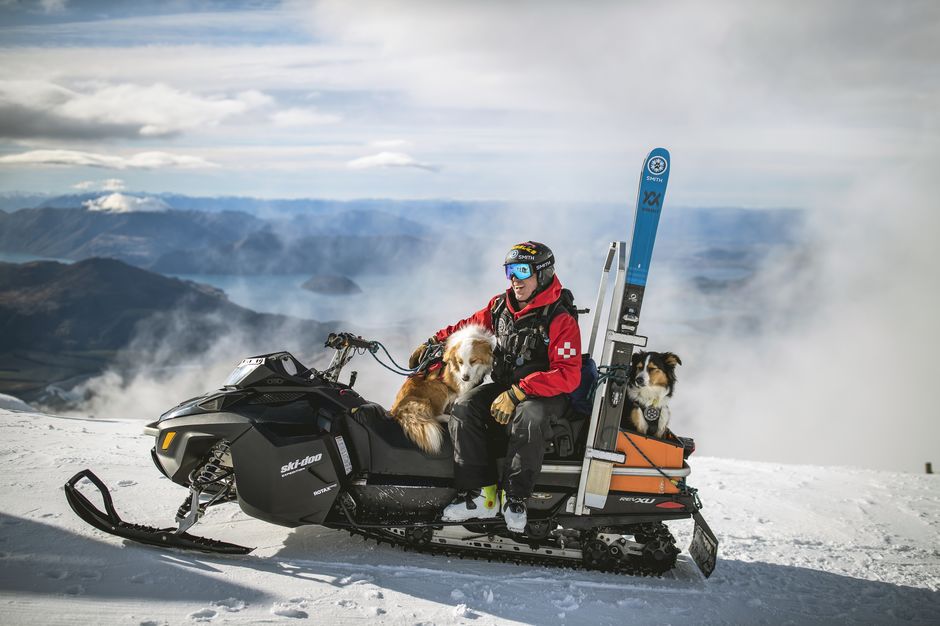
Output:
[223, 358, 265, 387]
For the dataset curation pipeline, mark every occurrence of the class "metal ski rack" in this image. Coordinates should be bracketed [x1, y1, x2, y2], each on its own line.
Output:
[574, 241, 648, 514]
[574, 147, 670, 514]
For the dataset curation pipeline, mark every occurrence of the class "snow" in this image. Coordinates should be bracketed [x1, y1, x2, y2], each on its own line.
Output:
[1, 408, 938, 625]
[0, 394, 33, 412]
[82, 193, 171, 213]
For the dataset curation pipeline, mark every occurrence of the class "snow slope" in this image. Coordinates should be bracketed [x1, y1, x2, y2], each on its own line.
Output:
[0, 408, 937, 625]
[0, 394, 33, 412]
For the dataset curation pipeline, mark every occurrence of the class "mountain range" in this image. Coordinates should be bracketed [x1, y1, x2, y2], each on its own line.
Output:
[0, 193, 804, 277]
[0, 205, 432, 275]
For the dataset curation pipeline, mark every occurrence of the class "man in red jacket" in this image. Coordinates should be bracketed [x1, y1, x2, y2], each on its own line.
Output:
[409, 241, 581, 532]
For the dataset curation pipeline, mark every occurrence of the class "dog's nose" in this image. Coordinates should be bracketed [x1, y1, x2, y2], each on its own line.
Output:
[634, 378, 646, 386]
[462, 375, 470, 381]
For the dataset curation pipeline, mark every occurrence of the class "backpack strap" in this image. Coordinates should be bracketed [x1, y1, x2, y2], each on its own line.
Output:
[540, 288, 579, 325]
[489, 292, 507, 320]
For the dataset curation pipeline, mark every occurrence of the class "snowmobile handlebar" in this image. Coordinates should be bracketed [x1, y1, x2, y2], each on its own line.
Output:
[323, 332, 428, 379]
[324, 332, 377, 352]
[321, 332, 387, 383]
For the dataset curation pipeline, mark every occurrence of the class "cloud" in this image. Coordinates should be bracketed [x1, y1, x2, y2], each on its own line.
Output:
[0, 102, 143, 141]
[290, 0, 938, 201]
[62, 83, 270, 137]
[2, 0, 69, 14]
[0, 80, 271, 140]
[300, 1, 940, 118]
[71, 178, 126, 191]
[82, 192, 170, 213]
[370, 139, 411, 149]
[38, 0, 66, 14]
[0, 2, 935, 204]
[347, 151, 438, 172]
[669, 162, 940, 472]
[0, 149, 217, 169]
[270, 107, 341, 127]
[67, 306, 334, 422]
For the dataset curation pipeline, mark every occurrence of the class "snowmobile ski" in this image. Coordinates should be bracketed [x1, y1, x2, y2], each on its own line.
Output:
[64, 469, 252, 555]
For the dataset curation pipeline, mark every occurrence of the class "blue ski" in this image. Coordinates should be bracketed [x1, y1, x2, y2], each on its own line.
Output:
[621, 147, 670, 334]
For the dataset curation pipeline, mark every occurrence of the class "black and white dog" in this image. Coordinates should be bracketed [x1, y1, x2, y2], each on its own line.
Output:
[625, 351, 682, 439]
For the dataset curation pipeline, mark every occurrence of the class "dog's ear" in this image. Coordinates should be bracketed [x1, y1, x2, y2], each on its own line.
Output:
[631, 351, 646, 364]
[663, 352, 682, 367]
[442, 343, 456, 364]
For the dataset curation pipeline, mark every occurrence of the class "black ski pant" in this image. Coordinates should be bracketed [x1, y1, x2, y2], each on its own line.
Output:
[449, 382, 568, 499]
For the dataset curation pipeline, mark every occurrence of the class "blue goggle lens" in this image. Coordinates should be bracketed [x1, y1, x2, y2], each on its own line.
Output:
[505, 263, 533, 280]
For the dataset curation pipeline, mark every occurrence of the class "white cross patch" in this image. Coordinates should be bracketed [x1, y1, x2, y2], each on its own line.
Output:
[557, 342, 577, 359]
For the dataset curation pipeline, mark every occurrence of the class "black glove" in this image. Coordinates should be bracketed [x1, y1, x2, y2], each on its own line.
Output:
[409, 337, 440, 369]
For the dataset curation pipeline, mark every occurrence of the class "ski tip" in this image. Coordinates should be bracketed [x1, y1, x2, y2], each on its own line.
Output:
[645, 147, 670, 166]
[643, 148, 670, 181]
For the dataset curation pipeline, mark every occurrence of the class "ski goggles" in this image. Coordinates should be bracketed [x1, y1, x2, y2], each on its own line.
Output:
[504, 263, 533, 281]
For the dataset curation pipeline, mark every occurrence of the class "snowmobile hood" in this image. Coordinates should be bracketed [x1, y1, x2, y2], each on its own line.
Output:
[505, 275, 563, 317]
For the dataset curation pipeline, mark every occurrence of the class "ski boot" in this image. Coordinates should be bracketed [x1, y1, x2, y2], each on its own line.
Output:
[441, 485, 499, 522]
[502, 494, 527, 533]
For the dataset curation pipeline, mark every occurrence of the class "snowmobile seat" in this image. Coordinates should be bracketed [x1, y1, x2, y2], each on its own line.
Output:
[343, 403, 455, 478]
[542, 354, 596, 459]
[544, 403, 589, 460]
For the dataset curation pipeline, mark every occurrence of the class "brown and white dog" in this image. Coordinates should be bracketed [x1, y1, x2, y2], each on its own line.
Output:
[625, 351, 682, 439]
[390, 325, 496, 454]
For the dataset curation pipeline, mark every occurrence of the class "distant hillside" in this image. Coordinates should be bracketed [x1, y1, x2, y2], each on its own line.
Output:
[658, 207, 804, 245]
[39, 193, 490, 223]
[0, 197, 806, 282]
[0, 205, 433, 274]
[0, 207, 261, 268]
[0, 258, 336, 402]
[149, 232, 429, 275]
[0, 192, 51, 211]
[302, 274, 362, 295]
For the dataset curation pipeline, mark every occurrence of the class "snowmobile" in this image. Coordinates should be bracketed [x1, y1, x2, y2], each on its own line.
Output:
[64, 149, 719, 578]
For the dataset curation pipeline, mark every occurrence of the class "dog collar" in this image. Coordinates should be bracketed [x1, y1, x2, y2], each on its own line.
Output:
[643, 406, 662, 422]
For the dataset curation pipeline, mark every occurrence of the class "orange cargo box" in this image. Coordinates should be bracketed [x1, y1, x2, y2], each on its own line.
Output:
[610, 430, 686, 495]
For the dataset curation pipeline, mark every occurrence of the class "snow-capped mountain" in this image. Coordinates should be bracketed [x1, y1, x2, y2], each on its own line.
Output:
[82, 193, 171, 213]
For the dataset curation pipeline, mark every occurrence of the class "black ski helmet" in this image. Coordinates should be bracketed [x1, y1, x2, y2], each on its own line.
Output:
[504, 241, 555, 290]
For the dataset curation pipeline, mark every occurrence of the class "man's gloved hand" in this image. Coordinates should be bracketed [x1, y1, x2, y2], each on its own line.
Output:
[409, 337, 440, 369]
[490, 385, 526, 424]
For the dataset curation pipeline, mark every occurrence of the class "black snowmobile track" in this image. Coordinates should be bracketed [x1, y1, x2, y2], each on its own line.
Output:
[336, 519, 681, 578]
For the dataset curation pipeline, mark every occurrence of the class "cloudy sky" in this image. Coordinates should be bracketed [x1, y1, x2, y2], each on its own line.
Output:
[0, 0, 936, 205]
[2, 1, 938, 471]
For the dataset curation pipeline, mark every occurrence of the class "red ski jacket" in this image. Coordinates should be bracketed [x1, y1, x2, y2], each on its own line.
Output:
[433, 276, 582, 397]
